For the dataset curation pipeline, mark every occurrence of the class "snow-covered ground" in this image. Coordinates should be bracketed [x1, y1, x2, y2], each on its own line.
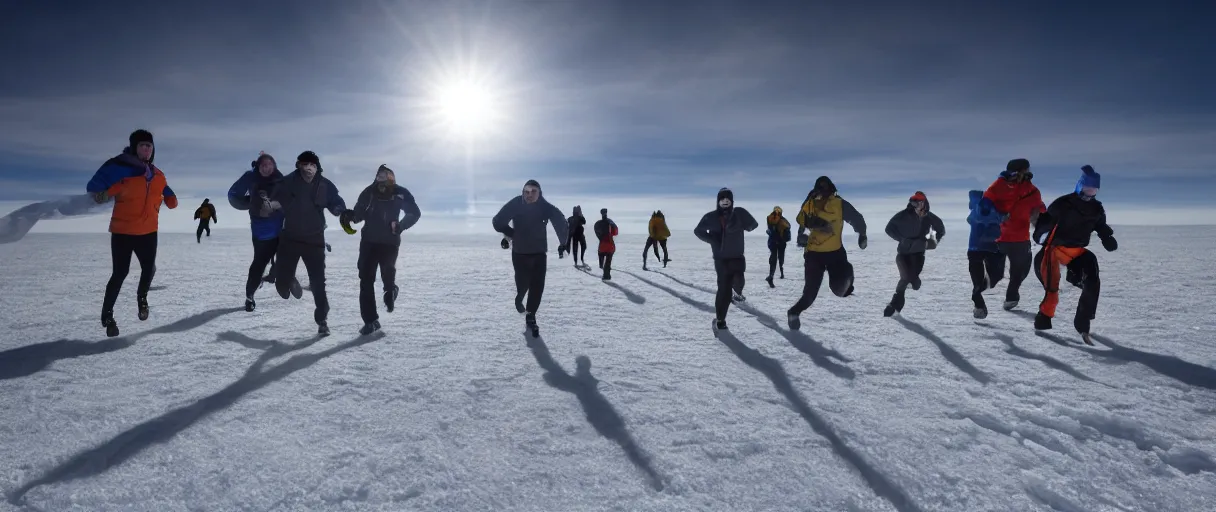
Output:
[2, 227, 1215, 511]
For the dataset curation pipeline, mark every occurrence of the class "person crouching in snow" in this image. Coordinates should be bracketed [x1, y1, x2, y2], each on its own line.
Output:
[765, 206, 792, 287]
[492, 179, 570, 338]
[594, 208, 619, 280]
[344, 165, 421, 335]
[694, 187, 759, 333]
[967, 190, 1006, 319]
[1031, 165, 1117, 344]
[883, 191, 945, 317]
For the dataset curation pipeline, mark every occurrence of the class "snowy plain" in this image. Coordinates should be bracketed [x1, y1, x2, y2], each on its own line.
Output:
[1, 226, 1215, 512]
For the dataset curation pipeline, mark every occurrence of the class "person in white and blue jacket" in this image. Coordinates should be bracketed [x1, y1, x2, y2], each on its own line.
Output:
[967, 190, 1005, 319]
[343, 165, 421, 335]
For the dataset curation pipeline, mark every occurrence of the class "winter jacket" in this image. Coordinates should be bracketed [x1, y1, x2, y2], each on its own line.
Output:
[227, 169, 285, 241]
[796, 194, 866, 252]
[694, 206, 759, 260]
[648, 214, 671, 240]
[1033, 193, 1115, 249]
[270, 170, 347, 246]
[885, 206, 946, 255]
[350, 184, 422, 247]
[194, 201, 217, 223]
[568, 208, 586, 239]
[766, 211, 792, 249]
[594, 218, 619, 253]
[86, 149, 178, 235]
[967, 190, 1003, 253]
[492, 187, 569, 255]
[982, 178, 1045, 243]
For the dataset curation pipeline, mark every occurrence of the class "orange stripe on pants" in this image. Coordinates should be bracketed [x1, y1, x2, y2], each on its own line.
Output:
[1038, 246, 1087, 317]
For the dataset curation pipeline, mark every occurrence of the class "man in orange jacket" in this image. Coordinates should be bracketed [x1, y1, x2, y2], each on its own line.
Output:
[86, 129, 178, 337]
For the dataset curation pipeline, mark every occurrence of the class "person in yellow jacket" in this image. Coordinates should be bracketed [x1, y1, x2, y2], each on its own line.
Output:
[786, 176, 868, 331]
[642, 210, 671, 270]
[764, 206, 792, 287]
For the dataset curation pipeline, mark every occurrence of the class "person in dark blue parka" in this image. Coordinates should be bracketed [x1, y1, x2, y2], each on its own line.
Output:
[967, 189, 1005, 318]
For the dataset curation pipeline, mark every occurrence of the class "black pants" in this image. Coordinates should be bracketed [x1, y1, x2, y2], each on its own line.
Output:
[599, 251, 614, 278]
[570, 234, 587, 264]
[998, 241, 1032, 303]
[196, 220, 211, 241]
[358, 241, 399, 324]
[967, 250, 1005, 310]
[103, 232, 158, 316]
[890, 252, 926, 311]
[245, 237, 279, 298]
[643, 238, 668, 263]
[713, 258, 746, 321]
[788, 248, 854, 315]
[512, 252, 547, 315]
[275, 238, 328, 325]
[768, 244, 787, 277]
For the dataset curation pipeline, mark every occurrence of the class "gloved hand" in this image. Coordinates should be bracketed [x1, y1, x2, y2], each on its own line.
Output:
[339, 210, 354, 226]
[260, 200, 281, 217]
[501, 237, 511, 250]
[857, 233, 868, 250]
[796, 231, 809, 247]
[1101, 235, 1118, 252]
[91, 190, 110, 204]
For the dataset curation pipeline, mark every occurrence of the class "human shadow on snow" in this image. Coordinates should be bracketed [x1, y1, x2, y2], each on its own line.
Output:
[649, 270, 716, 295]
[1084, 334, 1216, 391]
[620, 271, 714, 314]
[525, 334, 665, 491]
[894, 317, 992, 385]
[0, 307, 242, 381]
[576, 268, 646, 305]
[712, 329, 923, 512]
[6, 330, 383, 505]
[992, 333, 1101, 385]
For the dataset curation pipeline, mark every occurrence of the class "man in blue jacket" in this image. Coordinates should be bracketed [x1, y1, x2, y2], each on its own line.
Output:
[262, 151, 348, 335]
[493, 179, 569, 338]
[967, 190, 1005, 319]
[343, 165, 422, 335]
[227, 152, 302, 312]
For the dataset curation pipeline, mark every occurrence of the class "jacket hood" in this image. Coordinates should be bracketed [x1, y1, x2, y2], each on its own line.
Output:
[573, 205, 582, 216]
[968, 190, 983, 209]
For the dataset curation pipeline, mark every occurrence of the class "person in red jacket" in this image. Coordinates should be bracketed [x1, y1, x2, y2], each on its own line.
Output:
[982, 158, 1046, 311]
[593, 208, 619, 281]
[85, 129, 178, 337]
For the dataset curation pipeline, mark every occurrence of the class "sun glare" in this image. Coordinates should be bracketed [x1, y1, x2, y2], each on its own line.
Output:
[433, 78, 499, 138]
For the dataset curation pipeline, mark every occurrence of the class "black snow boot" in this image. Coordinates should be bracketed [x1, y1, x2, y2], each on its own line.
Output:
[385, 285, 399, 313]
[360, 320, 381, 336]
[245, 296, 256, 312]
[137, 296, 150, 321]
[1034, 312, 1053, 330]
[101, 311, 119, 338]
[525, 313, 539, 337]
[318, 322, 331, 336]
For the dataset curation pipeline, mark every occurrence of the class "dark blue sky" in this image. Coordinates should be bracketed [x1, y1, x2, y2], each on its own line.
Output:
[1, 0, 1213, 231]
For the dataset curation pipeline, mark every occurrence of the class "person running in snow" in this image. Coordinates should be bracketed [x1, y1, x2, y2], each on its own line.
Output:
[967, 190, 1006, 319]
[883, 191, 945, 317]
[85, 129, 178, 337]
[492, 179, 569, 337]
[193, 198, 218, 243]
[594, 208, 619, 280]
[262, 151, 348, 336]
[567, 205, 588, 268]
[1031, 165, 1117, 344]
[694, 187, 758, 333]
[227, 152, 299, 312]
[643, 210, 671, 270]
[983, 158, 1046, 310]
[764, 206, 791, 287]
[786, 176, 867, 331]
[344, 165, 421, 335]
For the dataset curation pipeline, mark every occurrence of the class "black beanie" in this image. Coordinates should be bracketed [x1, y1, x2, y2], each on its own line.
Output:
[717, 187, 734, 204]
[129, 129, 153, 149]
[1006, 158, 1030, 172]
[813, 176, 837, 196]
[296, 151, 321, 168]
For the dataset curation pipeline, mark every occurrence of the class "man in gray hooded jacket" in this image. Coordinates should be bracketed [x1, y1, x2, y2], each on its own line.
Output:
[694, 187, 759, 332]
[492, 179, 569, 337]
[343, 165, 422, 335]
[883, 191, 945, 317]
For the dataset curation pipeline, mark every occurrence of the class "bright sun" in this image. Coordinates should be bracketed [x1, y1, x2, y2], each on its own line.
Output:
[433, 79, 499, 138]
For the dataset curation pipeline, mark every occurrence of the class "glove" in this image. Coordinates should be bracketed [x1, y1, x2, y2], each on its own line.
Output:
[501, 237, 511, 250]
[796, 231, 809, 247]
[857, 233, 868, 250]
[1101, 235, 1118, 252]
[926, 238, 938, 251]
[260, 200, 280, 217]
[339, 210, 353, 225]
[91, 190, 110, 204]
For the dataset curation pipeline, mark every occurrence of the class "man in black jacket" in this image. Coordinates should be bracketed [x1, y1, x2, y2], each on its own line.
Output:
[343, 165, 422, 335]
[492, 179, 569, 337]
[263, 151, 348, 335]
[567, 205, 587, 268]
[883, 191, 945, 317]
[694, 187, 759, 332]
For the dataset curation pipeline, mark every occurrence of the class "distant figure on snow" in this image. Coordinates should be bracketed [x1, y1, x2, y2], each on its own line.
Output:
[765, 205, 791, 287]
[85, 129, 178, 337]
[493, 179, 569, 338]
[983, 158, 1046, 311]
[594, 208, 619, 280]
[694, 187, 758, 333]
[227, 151, 294, 312]
[344, 165, 421, 335]
[194, 198, 218, 243]
[643, 210, 671, 270]
[883, 191, 945, 317]
[967, 190, 1005, 319]
[786, 176, 867, 331]
[567, 205, 588, 268]
[1031, 165, 1117, 345]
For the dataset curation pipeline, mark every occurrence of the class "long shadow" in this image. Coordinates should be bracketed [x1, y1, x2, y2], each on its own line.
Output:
[893, 317, 992, 385]
[576, 268, 646, 305]
[7, 331, 382, 505]
[1086, 334, 1216, 391]
[650, 270, 716, 295]
[0, 308, 243, 381]
[992, 333, 1098, 384]
[1033, 331, 1076, 348]
[526, 334, 664, 490]
[713, 329, 922, 512]
[620, 271, 715, 314]
[731, 301, 855, 380]
[1007, 309, 1038, 321]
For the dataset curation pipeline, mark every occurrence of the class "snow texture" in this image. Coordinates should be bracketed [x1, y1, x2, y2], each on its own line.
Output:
[1, 226, 1214, 511]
